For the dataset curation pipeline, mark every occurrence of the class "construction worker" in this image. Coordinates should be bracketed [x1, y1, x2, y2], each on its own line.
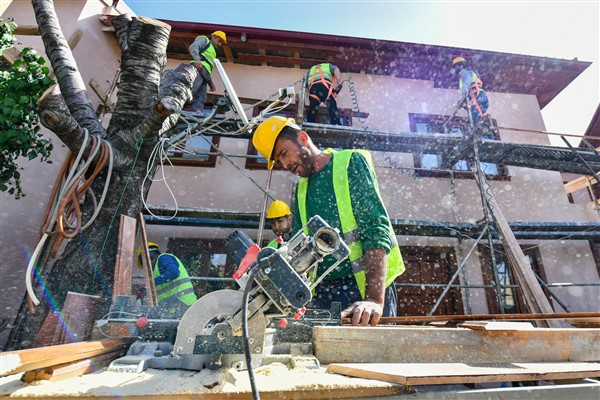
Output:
[305, 63, 343, 125]
[136, 242, 197, 306]
[252, 116, 405, 326]
[451, 56, 489, 124]
[188, 30, 227, 113]
[266, 200, 293, 248]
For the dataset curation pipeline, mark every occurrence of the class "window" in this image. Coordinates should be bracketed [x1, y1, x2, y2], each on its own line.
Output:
[409, 113, 508, 179]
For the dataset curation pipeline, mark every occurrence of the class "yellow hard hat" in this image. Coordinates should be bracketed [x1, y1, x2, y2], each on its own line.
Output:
[136, 242, 160, 268]
[252, 116, 300, 169]
[451, 57, 466, 67]
[267, 200, 292, 219]
[212, 30, 227, 44]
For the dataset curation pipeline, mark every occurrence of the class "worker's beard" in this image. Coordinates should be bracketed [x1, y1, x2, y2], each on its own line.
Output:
[294, 146, 315, 177]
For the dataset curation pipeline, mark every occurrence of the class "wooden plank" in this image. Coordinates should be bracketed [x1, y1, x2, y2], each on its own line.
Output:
[1, 47, 20, 65]
[343, 311, 600, 325]
[20, 350, 126, 383]
[138, 212, 158, 306]
[89, 78, 116, 111]
[473, 170, 558, 327]
[457, 321, 535, 330]
[0, 338, 134, 377]
[67, 28, 83, 50]
[313, 326, 600, 365]
[327, 362, 600, 385]
[564, 175, 597, 194]
[113, 215, 137, 300]
[13, 25, 40, 36]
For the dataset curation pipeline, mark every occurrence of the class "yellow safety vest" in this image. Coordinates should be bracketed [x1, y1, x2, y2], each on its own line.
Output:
[297, 149, 405, 299]
[190, 35, 217, 75]
[153, 254, 197, 306]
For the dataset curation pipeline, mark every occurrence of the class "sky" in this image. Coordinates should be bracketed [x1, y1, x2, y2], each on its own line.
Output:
[127, 0, 599, 145]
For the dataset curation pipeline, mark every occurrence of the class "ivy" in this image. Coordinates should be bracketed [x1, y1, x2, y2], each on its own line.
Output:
[0, 17, 55, 198]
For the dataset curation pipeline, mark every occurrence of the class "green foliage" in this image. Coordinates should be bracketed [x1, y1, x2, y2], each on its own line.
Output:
[0, 17, 55, 199]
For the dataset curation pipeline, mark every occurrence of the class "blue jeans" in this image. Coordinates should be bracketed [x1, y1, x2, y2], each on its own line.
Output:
[309, 274, 397, 317]
[470, 91, 489, 124]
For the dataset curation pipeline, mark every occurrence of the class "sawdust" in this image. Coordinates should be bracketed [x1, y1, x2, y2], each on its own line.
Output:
[0, 362, 400, 397]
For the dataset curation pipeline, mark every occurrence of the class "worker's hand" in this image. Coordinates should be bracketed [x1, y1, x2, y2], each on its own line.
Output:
[333, 83, 343, 94]
[341, 299, 384, 326]
[193, 62, 203, 71]
[209, 82, 216, 91]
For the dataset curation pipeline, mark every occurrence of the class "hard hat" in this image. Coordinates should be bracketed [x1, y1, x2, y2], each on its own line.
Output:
[267, 200, 292, 219]
[451, 57, 466, 67]
[212, 30, 227, 44]
[136, 242, 161, 268]
[252, 116, 300, 170]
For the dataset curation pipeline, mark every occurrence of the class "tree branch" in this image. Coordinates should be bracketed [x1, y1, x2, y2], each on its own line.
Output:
[32, 0, 104, 137]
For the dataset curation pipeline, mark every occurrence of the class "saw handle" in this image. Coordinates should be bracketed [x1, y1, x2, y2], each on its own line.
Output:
[232, 243, 260, 279]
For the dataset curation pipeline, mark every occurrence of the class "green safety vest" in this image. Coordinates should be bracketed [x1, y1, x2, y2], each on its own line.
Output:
[459, 69, 484, 95]
[308, 63, 333, 85]
[297, 149, 405, 299]
[153, 254, 197, 306]
[191, 35, 217, 74]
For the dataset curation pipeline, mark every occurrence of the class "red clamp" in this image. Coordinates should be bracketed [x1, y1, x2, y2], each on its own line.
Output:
[136, 315, 148, 328]
[278, 318, 288, 329]
[232, 244, 260, 280]
[293, 307, 306, 320]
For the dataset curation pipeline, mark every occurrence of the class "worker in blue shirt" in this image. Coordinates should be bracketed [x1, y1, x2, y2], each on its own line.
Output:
[137, 242, 197, 306]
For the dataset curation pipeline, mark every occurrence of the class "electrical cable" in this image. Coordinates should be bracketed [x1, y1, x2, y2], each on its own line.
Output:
[241, 266, 261, 400]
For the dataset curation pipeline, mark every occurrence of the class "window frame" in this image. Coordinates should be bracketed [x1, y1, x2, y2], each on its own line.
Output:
[409, 113, 509, 180]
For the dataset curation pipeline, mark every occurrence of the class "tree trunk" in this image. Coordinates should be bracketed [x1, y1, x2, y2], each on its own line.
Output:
[7, 4, 195, 349]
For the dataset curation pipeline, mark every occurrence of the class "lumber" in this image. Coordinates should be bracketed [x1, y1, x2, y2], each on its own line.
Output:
[327, 362, 600, 386]
[20, 349, 126, 383]
[1, 47, 20, 65]
[313, 326, 600, 365]
[138, 212, 158, 306]
[0, 338, 134, 377]
[113, 215, 137, 300]
[350, 311, 600, 325]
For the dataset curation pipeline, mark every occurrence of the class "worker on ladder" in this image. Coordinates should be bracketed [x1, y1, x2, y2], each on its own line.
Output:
[188, 30, 227, 114]
[451, 57, 489, 125]
[305, 63, 343, 125]
[266, 200, 293, 249]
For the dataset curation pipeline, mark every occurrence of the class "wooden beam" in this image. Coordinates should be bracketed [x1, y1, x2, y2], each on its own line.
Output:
[1, 47, 20, 65]
[90, 79, 116, 115]
[313, 326, 600, 365]
[20, 350, 126, 383]
[14, 24, 40, 36]
[344, 311, 600, 325]
[113, 215, 137, 300]
[564, 175, 597, 194]
[138, 212, 158, 306]
[238, 52, 322, 68]
[0, 338, 134, 377]
[67, 28, 84, 50]
[327, 362, 600, 386]
[223, 45, 234, 63]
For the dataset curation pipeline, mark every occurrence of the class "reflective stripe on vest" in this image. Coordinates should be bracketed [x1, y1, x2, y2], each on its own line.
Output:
[153, 254, 197, 306]
[297, 149, 405, 299]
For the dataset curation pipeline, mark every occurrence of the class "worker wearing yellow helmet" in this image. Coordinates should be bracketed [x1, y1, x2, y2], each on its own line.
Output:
[188, 30, 227, 114]
[451, 56, 489, 124]
[266, 200, 293, 248]
[136, 241, 197, 307]
[252, 116, 405, 327]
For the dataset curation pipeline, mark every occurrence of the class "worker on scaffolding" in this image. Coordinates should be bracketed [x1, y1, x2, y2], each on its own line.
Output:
[252, 116, 405, 326]
[187, 30, 227, 114]
[266, 199, 293, 249]
[451, 56, 489, 125]
[305, 63, 343, 125]
[137, 242, 198, 306]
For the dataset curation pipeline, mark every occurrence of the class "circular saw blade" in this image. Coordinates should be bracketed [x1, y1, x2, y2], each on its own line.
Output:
[173, 289, 243, 355]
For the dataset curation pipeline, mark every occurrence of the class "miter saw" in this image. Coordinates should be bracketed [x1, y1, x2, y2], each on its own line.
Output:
[105, 215, 349, 373]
